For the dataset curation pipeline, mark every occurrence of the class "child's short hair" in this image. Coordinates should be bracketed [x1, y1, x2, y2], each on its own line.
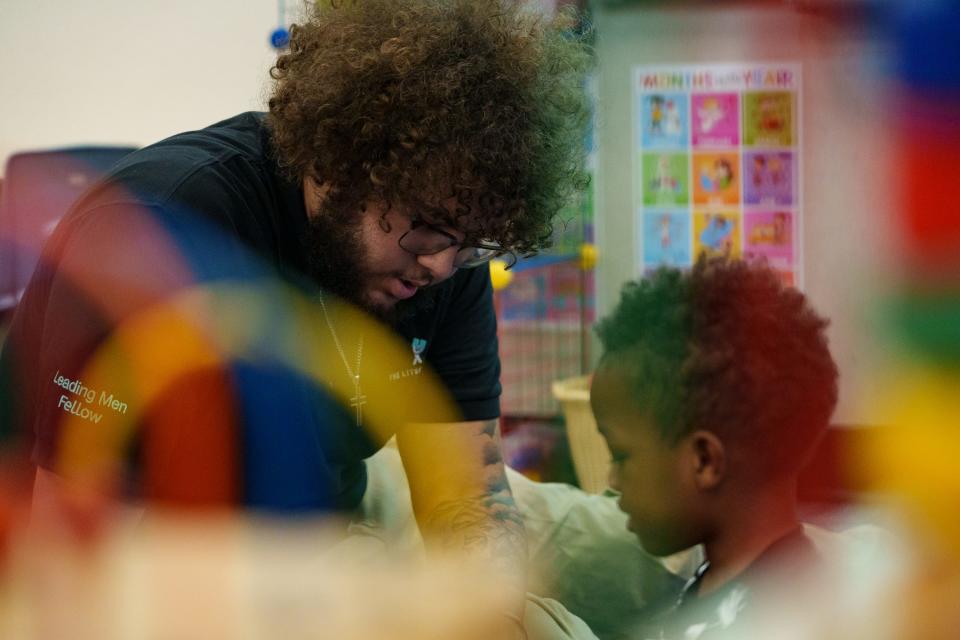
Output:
[595, 258, 838, 479]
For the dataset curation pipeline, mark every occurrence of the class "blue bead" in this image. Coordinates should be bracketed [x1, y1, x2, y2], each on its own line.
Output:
[892, 1, 960, 91]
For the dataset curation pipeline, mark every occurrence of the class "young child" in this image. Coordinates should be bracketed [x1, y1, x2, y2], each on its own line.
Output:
[590, 258, 838, 638]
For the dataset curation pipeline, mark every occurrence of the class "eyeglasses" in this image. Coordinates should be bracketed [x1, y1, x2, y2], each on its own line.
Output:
[398, 218, 516, 269]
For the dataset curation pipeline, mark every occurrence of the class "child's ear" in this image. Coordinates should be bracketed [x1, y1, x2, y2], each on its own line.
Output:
[687, 430, 725, 490]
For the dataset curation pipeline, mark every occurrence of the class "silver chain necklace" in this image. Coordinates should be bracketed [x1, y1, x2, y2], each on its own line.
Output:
[317, 293, 366, 427]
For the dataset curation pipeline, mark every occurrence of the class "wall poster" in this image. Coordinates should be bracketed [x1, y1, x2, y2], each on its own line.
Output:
[633, 64, 802, 287]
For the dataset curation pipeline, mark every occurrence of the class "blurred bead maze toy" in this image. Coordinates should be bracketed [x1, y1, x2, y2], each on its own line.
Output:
[855, 5, 960, 638]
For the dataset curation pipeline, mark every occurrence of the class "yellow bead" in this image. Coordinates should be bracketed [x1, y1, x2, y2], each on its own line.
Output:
[856, 366, 960, 559]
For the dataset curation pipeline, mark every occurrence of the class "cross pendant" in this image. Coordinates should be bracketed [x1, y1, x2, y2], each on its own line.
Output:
[349, 378, 366, 426]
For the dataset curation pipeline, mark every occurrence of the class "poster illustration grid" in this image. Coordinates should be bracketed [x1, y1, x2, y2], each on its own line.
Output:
[634, 63, 802, 287]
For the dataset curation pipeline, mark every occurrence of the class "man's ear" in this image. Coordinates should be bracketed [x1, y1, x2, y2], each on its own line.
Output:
[686, 430, 725, 491]
[302, 175, 331, 219]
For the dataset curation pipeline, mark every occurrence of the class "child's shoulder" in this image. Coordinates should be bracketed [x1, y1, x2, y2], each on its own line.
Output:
[636, 527, 818, 639]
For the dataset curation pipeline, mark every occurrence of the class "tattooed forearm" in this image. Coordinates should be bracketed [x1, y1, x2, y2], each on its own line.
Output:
[425, 490, 525, 559]
[422, 421, 527, 579]
[483, 471, 524, 528]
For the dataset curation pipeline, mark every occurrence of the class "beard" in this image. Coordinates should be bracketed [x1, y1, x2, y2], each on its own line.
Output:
[304, 206, 439, 325]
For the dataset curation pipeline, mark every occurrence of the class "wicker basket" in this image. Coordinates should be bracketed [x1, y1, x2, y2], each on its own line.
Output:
[552, 375, 612, 494]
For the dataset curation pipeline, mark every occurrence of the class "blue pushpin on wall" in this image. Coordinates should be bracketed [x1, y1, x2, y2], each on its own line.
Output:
[270, 27, 290, 50]
[269, 0, 289, 50]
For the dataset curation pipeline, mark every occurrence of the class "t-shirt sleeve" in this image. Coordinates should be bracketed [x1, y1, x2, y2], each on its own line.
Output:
[9, 201, 222, 481]
[423, 267, 501, 421]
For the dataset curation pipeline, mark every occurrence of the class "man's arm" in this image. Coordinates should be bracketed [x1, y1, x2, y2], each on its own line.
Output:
[396, 418, 527, 612]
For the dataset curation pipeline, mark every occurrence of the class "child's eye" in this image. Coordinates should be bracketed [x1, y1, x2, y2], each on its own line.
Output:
[610, 450, 628, 465]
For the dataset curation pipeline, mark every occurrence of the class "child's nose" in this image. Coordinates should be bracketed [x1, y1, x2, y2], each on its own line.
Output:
[608, 465, 621, 493]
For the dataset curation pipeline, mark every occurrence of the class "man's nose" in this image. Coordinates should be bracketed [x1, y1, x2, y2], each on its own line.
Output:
[415, 247, 459, 281]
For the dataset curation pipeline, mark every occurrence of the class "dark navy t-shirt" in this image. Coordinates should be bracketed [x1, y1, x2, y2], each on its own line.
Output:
[0, 112, 501, 512]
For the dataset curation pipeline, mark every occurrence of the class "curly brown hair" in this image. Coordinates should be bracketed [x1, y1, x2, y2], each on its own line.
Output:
[267, 0, 592, 254]
[595, 258, 839, 480]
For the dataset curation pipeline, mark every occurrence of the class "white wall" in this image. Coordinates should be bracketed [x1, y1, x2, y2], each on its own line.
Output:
[592, 5, 900, 425]
[0, 0, 288, 165]
[0, 0, 562, 168]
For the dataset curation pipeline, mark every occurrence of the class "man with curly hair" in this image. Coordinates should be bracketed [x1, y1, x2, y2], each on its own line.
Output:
[591, 258, 839, 638]
[1, 1, 592, 636]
